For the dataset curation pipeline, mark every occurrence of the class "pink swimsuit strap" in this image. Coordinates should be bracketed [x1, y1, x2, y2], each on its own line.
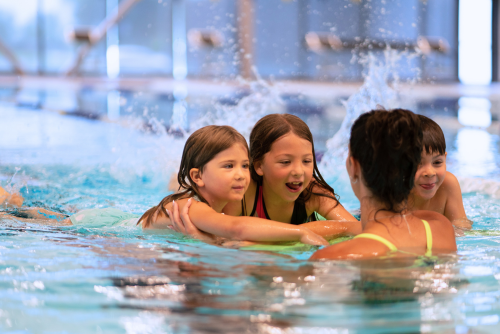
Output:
[255, 184, 267, 219]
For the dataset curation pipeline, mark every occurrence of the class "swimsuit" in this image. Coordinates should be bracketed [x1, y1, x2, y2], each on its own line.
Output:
[353, 219, 433, 257]
[249, 183, 319, 225]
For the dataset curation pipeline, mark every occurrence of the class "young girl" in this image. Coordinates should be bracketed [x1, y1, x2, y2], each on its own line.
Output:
[310, 109, 457, 260]
[137, 125, 328, 246]
[217, 113, 360, 239]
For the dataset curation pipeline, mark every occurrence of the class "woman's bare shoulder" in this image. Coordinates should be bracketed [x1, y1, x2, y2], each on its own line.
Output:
[310, 238, 388, 260]
[411, 210, 456, 249]
[412, 210, 450, 226]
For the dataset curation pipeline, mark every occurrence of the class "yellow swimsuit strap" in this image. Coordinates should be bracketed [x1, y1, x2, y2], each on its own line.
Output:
[353, 220, 433, 256]
[353, 233, 397, 251]
[421, 219, 433, 257]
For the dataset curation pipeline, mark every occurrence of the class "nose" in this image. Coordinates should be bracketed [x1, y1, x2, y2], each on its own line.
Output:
[235, 166, 248, 180]
[291, 161, 304, 177]
[422, 164, 436, 178]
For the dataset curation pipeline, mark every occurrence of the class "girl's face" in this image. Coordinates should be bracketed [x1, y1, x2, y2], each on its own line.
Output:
[198, 143, 250, 203]
[255, 132, 314, 203]
[413, 150, 447, 200]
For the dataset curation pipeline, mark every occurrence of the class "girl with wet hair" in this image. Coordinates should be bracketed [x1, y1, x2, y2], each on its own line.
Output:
[311, 109, 456, 260]
[138, 125, 328, 246]
[228, 114, 358, 238]
[172, 114, 361, 241]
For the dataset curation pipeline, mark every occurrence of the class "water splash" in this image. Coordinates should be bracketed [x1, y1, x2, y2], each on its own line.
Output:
[193, 67, 283, 139]
[320, 48, 414, 171]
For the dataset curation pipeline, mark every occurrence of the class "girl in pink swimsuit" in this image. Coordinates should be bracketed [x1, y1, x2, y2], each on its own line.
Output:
[222, 114, 360, 239]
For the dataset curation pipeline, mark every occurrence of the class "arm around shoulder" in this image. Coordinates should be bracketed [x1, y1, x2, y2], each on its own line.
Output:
[187, 203, 328, 245]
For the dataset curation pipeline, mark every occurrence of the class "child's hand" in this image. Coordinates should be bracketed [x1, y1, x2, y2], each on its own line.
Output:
[169, 199, 217, 244]
[452, 218, 473, 231]
[300, 229, 329, 246]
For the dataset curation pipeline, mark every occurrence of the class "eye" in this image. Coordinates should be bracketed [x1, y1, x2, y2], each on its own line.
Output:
[223, 164, 234, 169]
[242, 163, 249, 169]
[433, 160, 443, 166]
[303, 159, 313, 164]
[279, 160, 291, 165]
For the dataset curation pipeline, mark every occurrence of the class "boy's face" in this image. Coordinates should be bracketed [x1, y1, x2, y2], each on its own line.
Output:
[413, 150, 447, 200]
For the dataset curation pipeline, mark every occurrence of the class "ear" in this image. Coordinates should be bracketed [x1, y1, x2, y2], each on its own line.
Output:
[444, 152, 448, 160]
[254, 160, 264, 176]
[346, 156, 360, 180]
[189, 168, 205, 188]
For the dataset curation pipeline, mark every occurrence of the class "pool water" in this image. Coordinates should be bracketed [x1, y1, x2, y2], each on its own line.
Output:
[2, 79, 500, 333]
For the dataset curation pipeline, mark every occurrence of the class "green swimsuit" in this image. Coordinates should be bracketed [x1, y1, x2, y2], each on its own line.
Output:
[353, 219, 433, 257]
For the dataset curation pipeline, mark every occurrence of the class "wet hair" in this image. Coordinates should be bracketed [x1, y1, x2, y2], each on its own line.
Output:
[418, 115, 446, 155]
[249, 113, 339, 205]
[139, 125, 248, 228]
[349, 108, 423, 213]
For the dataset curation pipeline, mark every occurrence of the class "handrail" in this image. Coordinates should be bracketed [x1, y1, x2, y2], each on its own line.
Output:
[187, 29, 224, 48]
[305, 32, 450, 54]
[66, 0, 143, 76]
[0, 38, 24, 75]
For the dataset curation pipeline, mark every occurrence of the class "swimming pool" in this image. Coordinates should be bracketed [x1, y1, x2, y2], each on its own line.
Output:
[2, 68, 500, 333]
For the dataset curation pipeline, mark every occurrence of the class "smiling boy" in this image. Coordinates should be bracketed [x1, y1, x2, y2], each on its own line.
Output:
[410, 115, 472, 231]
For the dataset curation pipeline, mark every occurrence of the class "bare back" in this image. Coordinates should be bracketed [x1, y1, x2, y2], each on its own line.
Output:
[311, 211, 456, 260]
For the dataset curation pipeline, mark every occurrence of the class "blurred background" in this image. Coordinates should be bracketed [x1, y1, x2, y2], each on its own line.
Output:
[2, 0, 500, 165]
[0, 0, 499, 148]
[1, 0, 498, 124]
[0, 0, 463, 81]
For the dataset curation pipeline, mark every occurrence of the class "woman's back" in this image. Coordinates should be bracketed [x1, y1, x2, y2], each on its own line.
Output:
[310, 108, 457, 260]
[311, 212, 456, 260]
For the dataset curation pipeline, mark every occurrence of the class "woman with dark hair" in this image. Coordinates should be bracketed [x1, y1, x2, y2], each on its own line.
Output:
[311, 109, 457, 260]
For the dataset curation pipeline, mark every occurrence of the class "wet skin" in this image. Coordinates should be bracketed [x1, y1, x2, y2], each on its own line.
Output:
[409, 151, 471, 230]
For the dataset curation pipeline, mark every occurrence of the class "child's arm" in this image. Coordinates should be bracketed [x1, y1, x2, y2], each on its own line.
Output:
[442, 172, 472, 230]
[167, 201, 221, 244]
[175, 198, 328, 246]
[0, 187, 24, 207]
[302, 185, 361, 238]
[301, 220, 361, 239]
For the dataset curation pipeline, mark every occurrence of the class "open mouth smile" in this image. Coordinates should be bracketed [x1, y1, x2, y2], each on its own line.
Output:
[286, 182, 303, 193]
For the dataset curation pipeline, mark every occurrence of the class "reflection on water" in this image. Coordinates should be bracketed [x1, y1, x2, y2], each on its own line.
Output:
[0, 219, 477, 333]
